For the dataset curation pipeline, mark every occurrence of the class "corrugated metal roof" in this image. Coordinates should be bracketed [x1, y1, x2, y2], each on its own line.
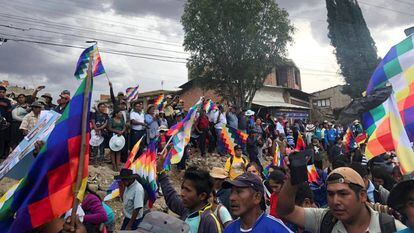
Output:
[252, 100, 309, 109]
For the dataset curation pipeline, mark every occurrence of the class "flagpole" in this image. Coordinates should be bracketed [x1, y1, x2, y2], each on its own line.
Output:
[70, 55, 93, 225]
[160, 135, 174, 156]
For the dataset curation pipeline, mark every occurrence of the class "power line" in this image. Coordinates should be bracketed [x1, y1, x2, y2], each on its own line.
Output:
[1, 37, 188, 64]
[393, 0, 414, 7]
[0, 24, 188, 55]
[0, 12, 183, 47]
[4, 0, 176, 38]
[1, 33, 187, 60]
[358, 1, 414, 17]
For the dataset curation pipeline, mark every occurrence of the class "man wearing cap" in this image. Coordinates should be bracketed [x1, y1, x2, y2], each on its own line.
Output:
[225, 145, 249, 180]
[54, 93, 70, 114]
[223, 173, 292, 233]
[115, 168, 145, 230]
[388, 180, 414, 232]
[41, 93, 56, 110]
[0, 85, 12, 158]
[20, 101, 43, 136]
[278, 167, 406, 232]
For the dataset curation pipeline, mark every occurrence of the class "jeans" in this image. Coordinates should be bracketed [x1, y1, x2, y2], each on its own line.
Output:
[120, 217, 142, 230]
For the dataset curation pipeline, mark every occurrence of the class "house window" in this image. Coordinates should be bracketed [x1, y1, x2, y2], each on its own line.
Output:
[314, 98, 331, 107]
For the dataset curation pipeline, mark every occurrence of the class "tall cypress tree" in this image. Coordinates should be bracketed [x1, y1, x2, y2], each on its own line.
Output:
[326, 0, 380, 98]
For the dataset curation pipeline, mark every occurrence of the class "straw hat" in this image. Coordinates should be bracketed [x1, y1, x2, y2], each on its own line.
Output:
[41, 93, 53, 100]
[210, 167, 228, 179]
[109, 135, 125, 151]
[89, 130, 104, 147]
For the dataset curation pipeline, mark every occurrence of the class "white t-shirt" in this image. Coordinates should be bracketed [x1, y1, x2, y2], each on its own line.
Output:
[276, 122, 285, 135]
[215, 112, 227, 130]
[130, 111, 145, 131]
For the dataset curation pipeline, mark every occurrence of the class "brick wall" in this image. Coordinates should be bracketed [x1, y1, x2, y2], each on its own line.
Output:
[179, 86, 222, 109]
[264, 68, 277, 86]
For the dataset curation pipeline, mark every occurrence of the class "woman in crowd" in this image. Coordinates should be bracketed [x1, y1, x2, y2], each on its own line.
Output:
[11, 94, 29, 148]
[82, 186, 108, 233]
[144, 104, 159, 144]
[108, 109, 126, 171]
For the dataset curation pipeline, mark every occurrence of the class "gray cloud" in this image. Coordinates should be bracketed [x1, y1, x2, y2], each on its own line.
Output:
[109, 0, 185, 20]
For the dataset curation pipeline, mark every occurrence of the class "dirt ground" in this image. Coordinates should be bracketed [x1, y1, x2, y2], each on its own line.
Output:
[0, 148, 245, 230]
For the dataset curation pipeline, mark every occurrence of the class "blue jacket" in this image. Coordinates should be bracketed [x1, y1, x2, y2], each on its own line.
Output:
[324, 128, 337, 143]
[224, 213, 292, 233]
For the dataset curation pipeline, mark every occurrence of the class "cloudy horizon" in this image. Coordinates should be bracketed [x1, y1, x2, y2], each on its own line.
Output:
[0, 0, 413, 103]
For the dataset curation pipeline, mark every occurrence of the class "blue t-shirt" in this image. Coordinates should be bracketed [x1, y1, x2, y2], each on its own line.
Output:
[397, 228, 414, 233]
[224, 213, 292, 233]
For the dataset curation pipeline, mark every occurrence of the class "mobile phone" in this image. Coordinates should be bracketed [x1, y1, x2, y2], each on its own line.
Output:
[289, 152, 308, 185]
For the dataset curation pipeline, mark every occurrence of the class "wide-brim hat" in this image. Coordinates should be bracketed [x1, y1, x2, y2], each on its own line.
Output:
[158, 125, 169, 132]
[306, 124, 316, 131]
[388, 180, 414, 212]
[109, 135, 125, 151]
[114, 168, 139, 180]
[89, 130, 104, 147]
[210, 167, 228, 179]
[245, 110, 255, 116]
[41, 93, 53, 100]
[31, 101, 43, 108]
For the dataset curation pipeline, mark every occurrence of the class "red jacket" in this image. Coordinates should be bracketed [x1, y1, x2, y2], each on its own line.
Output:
[197, 115, 210, 131]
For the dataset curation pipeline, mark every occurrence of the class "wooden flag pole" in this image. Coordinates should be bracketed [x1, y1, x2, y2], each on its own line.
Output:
[70, 55, 93, 225]
[160, 134, 174, 156]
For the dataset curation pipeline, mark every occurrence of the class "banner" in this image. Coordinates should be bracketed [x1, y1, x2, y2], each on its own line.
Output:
[0, 111, 61, 180]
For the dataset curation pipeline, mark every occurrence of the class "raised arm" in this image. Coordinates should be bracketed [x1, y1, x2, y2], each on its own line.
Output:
[277, 172, 306, 228]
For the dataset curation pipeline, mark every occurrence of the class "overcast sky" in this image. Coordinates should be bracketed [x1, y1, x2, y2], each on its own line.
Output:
[0, 0, 413, 103]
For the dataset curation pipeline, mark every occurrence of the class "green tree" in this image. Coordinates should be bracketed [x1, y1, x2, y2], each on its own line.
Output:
[326, 0, 380, 98]
[182, 0, 294, 108]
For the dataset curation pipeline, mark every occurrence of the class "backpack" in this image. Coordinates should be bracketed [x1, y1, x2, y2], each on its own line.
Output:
[320, 210, 396, 233]
[214, 204, 226, 228]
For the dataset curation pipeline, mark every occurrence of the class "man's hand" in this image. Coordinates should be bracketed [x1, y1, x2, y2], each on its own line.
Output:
[156, 145, 170, 172]
[35, 86, 45, 92]
[62, 216, 87, 233]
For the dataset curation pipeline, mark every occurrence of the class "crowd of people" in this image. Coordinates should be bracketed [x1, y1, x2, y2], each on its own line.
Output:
[2, 82, 414, 233]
